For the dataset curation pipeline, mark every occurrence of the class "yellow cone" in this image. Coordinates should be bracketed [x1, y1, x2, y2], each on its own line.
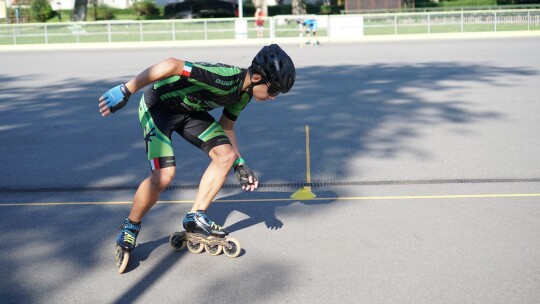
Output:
[291, 125, 317, 200]
[290, 186, 317, 200]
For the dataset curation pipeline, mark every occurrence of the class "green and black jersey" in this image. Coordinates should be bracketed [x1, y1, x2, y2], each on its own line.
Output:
[152, 61, 251, 121]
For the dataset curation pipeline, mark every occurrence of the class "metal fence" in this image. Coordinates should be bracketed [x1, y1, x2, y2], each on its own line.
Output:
[364, 9, 540, 35]
[1, 9, 539, 46]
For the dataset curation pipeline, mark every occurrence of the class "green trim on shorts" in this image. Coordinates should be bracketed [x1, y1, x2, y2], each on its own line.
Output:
[138, 97, 174, 160]
[198, 122, 226, 142]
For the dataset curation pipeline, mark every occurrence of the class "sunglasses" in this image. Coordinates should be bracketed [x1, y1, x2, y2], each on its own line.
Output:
[266, 83, 280, 97]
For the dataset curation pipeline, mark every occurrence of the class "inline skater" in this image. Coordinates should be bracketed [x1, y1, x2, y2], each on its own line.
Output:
[297, 18, 320, 46]
[99, 44, 296, 259]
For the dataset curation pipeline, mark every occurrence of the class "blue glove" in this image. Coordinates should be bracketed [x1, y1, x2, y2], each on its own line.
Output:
[101, 84, 131, 113]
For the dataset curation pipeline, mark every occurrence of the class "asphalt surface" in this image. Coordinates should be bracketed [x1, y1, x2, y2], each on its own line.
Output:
[1, 35, 539, 304]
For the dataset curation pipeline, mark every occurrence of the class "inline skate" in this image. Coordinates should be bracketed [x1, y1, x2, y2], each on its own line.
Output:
[169, 211, 241, 258]
[114, 218, 141, 274]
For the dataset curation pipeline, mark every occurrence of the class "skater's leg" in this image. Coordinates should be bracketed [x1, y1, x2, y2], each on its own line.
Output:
[182, 145, 235, 237]
[116, 167, 175, 250]
[178, 113, 235, 235]
[190, 144, 236, 212]
[128, 166, 176, 222]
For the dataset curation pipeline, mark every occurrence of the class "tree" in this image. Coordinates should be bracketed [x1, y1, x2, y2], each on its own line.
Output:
[72, 0, 88, 21]
[31, 0, 53, 22]
[132, 1, 160, 18]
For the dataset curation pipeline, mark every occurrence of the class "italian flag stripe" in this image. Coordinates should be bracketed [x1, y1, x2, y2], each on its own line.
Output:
[150, 158, 160, 171]
[182, 62, 193, 77]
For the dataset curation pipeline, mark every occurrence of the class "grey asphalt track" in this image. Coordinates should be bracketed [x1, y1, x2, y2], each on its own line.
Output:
[1, 35, 539, 304]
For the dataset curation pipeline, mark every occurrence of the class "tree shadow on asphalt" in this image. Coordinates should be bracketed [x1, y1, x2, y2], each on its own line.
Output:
[111, 238, 188, 303]
[111, 189, 338, 303]
[0, 61, 536, 302]
[121, 235, 171, 274]
[208, 190, 338, 234]
[122, 189, 337, 268]
[0, 62, 533, 188]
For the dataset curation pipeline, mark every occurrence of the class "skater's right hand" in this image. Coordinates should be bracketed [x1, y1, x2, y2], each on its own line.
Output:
[234, 161, 258, 191]
[99, 83, 131, 116]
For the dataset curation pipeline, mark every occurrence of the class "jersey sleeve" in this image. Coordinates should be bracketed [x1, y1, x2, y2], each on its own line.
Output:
[223, 94, 251, 121]
[180, 61, 215, 89]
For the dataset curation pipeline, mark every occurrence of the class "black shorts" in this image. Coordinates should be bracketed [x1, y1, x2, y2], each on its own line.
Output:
[138, 90, 231, 171]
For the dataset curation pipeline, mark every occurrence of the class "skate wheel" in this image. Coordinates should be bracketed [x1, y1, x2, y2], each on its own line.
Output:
[205, 237, 223, 256]
[223, 237, 241, 258]
[169, 231, 187, 252]
[187, 240, 205, 254]
[115, 245, 129, 274]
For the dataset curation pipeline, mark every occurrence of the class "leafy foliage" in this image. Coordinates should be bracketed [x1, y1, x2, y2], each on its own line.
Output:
[31, 0, 54, 22]
[95, 5, 115, 21]
[132, 1, 160, 19]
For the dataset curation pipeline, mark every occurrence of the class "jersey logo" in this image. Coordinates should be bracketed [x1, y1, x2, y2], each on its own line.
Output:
[215, 79, 235, 86]
[144, 127, 157, 154]
[273, 59, 280, 72]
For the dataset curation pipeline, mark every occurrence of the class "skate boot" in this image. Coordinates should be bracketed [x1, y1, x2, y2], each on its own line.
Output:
[183, 211, 229, 238]
[171, 211, 240, 258]
[114, 218, 141, 274]
[115, 218, 141, 252]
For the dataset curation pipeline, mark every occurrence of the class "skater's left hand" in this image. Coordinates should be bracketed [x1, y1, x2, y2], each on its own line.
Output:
[234, 163, 258, 191]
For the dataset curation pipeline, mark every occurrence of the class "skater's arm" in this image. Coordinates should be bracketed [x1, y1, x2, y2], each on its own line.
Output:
[124, 58, 185, 94]
[99, 58, 185, 117]
[219, 115, 258, 191]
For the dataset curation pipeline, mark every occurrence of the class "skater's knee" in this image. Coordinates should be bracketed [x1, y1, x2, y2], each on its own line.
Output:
[209, 145, 236, 168]
[150, 167, 175, 190]
[219, 149, 236, 168]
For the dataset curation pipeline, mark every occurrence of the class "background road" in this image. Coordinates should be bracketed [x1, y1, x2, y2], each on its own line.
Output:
[1, 36, 539, 303]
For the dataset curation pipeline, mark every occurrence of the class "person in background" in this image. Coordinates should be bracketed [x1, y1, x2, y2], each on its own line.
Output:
[298, 18, 320, 46]
[255, 8, 265, 38]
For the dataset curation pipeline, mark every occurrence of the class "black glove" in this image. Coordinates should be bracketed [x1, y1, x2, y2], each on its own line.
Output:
[234, 163, 258, 189]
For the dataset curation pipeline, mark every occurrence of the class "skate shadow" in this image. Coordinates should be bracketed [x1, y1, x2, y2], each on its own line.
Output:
[112, 243, 188, 303]
[123, 236, 171, 273]
[206, 189, 338, 234]
[121, 189, 336, 273]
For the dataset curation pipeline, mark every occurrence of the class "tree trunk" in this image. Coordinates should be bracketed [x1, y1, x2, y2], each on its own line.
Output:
[292, 0, 307, 15]
[72, 0, 88, 21]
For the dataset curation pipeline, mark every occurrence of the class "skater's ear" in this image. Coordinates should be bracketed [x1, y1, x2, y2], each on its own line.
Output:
[251, 73, 263, 83]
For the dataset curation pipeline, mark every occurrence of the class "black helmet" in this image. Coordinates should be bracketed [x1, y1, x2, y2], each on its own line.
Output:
[250, 44, 296, 94]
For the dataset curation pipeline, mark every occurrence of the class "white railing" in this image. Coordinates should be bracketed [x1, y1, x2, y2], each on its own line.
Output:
[363, 9, 540, 35]
[1, 9, 539, 46]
